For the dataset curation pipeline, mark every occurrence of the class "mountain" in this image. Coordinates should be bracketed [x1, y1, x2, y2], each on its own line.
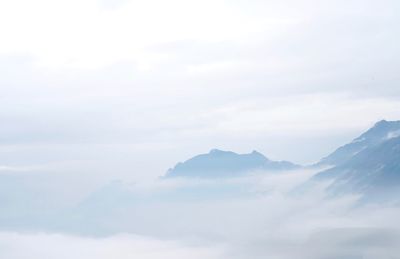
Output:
[312, 120, 400, 201]
[164, 149, 300, 178]
[316, 120, 400, 167]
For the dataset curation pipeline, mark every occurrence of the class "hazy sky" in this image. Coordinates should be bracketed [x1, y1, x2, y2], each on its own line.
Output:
[1, 0, 400, 179]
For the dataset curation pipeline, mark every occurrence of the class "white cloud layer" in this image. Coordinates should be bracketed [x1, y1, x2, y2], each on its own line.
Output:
[1, 169, 400, 259]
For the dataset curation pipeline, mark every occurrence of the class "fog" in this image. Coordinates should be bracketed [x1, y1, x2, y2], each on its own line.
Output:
[1, 168, 400, 258]
[1, 0, 399, 257]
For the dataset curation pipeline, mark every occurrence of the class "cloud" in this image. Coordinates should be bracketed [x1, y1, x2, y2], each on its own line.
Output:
[0, 0, 399, 169]
[1, 228, 400, 259]
[1, 169, 400, 258]
[0, 1, 399, 257]
[0, 0, 274, 70]
[0, 232, 224, 259]
[208, 93, 400, 136]
[75, 171, 400, 259]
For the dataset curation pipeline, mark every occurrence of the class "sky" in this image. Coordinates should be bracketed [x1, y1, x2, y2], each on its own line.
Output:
[0, 0, 400, 181]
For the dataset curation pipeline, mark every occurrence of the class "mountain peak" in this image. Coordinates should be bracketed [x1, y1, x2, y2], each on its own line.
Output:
[208, 149, 266, 157]
[317, 119, 400, 167]
[251, 150, 269, 159]
[165, 149, 299, 178]
[374, 119, 389, 126]
[372, 119, 400, 129]
[359, 120, 400, 140]
[209, 149, 227, 154]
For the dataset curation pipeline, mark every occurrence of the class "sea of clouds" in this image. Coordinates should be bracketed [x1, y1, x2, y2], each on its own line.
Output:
[1, 168, 400, 258]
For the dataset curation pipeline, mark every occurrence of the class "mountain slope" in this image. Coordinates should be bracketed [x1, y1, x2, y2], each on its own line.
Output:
[312, 134, 400, 201]
[316, 120, 400, 167]
[164, 149, 299, 178]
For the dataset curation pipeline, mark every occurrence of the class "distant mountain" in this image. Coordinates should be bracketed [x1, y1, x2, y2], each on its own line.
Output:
[312, 120, 400, 201]
[316, 120, 400, 167]
[164, 149, 300, 178]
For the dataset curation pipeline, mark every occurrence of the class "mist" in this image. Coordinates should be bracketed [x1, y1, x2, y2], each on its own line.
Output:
[1, 0, 400, 257]
[1, 168, 400, 258]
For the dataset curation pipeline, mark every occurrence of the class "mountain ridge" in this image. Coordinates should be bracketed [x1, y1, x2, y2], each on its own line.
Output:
[311, 120, 400, 201]
[164, 149, 300, 178]
[315, 119, 400, 167]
